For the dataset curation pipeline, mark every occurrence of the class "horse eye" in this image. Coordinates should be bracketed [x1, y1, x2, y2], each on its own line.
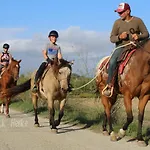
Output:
[59, 72, 62, 74]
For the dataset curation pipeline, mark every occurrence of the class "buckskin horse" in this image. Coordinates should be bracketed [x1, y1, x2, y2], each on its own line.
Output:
[0, 58, 21, 117]
[1, 59, 72, 132]
[96, 39, 150, 146]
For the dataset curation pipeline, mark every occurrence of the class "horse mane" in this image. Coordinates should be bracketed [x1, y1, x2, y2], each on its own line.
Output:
[6, 57, 16, 71]
[136, 38, 150, 49]
[58, 59, 72, 70]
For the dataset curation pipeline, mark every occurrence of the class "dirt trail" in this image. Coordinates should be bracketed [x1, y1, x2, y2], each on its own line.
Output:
[0, 109, 149, 150]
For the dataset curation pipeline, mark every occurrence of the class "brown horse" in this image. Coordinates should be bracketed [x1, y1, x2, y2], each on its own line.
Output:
[96, 39, 150, 146]
[1, 59, 72, 132]
[0, 58, 21, 117]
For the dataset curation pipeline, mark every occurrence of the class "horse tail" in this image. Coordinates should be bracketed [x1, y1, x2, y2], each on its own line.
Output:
[1, 79, 31, 98]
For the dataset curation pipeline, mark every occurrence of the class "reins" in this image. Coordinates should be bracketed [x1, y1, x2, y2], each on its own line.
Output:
[72, 41, 136, 91]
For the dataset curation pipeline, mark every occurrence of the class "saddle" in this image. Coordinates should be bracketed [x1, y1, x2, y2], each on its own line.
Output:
[118, 49, 136, 74]
[118, 44, 136, 74]
[38, 62, 59, 93]
[98, 44, 137, 75]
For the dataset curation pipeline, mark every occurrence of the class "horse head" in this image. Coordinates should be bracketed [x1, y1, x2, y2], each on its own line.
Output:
[7, 58, 21, 81]
[57, 59, 73, 93]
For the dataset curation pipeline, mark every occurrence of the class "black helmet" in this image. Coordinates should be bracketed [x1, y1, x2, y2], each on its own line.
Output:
[3, 43, 10, 49]
[48, 30, 59, 38]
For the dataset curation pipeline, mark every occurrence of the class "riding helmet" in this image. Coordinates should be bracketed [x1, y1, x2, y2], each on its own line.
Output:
[3, 43, 10, 49]
[48, 30, 59, 38]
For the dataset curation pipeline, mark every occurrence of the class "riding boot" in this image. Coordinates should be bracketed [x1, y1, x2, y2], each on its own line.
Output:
[32, 62, 47, 93]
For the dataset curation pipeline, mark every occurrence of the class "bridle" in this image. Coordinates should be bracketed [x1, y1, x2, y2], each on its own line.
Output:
[129, 28, 150, 55]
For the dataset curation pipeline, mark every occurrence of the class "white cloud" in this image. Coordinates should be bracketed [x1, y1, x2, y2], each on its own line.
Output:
[0, 27, 114, 76]
[0, 28, 27, 40]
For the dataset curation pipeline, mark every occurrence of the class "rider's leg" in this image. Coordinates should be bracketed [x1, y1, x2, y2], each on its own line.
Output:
[32, 62, 47, 93]
[103, 48, 123, 97]
[0, 65, 4, 78]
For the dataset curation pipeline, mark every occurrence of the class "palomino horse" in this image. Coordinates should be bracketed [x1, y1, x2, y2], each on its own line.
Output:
[96, 39, 150, 146]
[0, 58, 21, 117]
[1, 59, 72, 132]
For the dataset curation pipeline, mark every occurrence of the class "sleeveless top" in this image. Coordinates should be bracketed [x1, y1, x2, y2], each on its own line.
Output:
[1, 52, 10, 63]
[44, 42, 61, 59]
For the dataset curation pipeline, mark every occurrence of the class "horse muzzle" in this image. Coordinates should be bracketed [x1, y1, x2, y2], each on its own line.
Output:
[61, 88, 68, 93]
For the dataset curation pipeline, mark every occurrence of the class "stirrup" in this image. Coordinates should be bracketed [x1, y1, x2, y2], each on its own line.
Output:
[102, 84, 114, 97]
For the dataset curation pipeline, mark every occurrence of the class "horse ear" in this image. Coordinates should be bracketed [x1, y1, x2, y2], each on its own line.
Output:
[18, 59, 22, 63]
[69, 60, 74, 65]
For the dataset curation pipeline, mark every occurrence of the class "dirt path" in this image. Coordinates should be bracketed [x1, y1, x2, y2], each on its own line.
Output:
[0, 109, 149, 150]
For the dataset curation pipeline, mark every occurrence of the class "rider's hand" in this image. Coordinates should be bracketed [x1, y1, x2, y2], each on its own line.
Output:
[46, 57, 52, 64]
[1, 62, 6, 66]
[119, 32, 128, 40]
[132, 34, 138, 40]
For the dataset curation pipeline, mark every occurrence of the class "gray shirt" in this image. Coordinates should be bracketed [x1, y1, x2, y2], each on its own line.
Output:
[43, 42, 61, 59]
[110, 16, 149, 46]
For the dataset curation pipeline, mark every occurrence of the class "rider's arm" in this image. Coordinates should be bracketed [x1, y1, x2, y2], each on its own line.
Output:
[57, 47, 62, 60]
[137, 18, 149, 40]
[42, 50, 48, 60]
[110, 20, 121, 43]
[0, 53, 2, 64]
[9, 54, 12, 64]
[42, 49, 52, 64]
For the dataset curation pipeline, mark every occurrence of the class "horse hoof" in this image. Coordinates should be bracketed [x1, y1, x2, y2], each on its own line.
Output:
[34, 123, 40, 127]
[117, 129, 126, 140]
[110, 132, 117, 141]
[6, 114, 10, 118]
[51, 128, 58, 134]
[103, 131, 109, 136]
[137, 141, 147, 147]
[54, 120, 60, 126]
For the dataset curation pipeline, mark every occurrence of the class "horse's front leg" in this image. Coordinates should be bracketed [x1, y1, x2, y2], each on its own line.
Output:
[101, 95, 116, 141]
[117, 93, 133, 140]
[136, 95, 149, 146]
[5, 98, 11, 118]
[0, 103, 4, 114]
[55, 99, 66, 126]
[32, 93, 39, 127]
[47, 97, 57, 132]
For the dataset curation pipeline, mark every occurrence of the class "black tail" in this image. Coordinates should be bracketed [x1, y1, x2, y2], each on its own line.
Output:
[1, 79, 31, 98]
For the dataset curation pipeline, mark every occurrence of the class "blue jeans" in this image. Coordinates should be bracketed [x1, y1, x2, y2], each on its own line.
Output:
[107, 47, 123, 84]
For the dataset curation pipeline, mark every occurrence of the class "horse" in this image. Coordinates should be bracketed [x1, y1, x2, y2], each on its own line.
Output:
[0, 58, 21, 117]
[96, 39, 150, 146]
[1, 59, 72, 132]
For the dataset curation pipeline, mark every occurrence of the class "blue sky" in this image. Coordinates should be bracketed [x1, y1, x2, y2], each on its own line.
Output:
[0, 0, 150, 76]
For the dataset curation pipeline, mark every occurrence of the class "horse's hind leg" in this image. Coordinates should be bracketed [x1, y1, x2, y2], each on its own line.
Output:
[5, 98, 10, 118]
[136, 95, 149, 146]
[32, 94, 39, 127]
[55, 99, 66, 126]
[118, 93, 133, 140]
